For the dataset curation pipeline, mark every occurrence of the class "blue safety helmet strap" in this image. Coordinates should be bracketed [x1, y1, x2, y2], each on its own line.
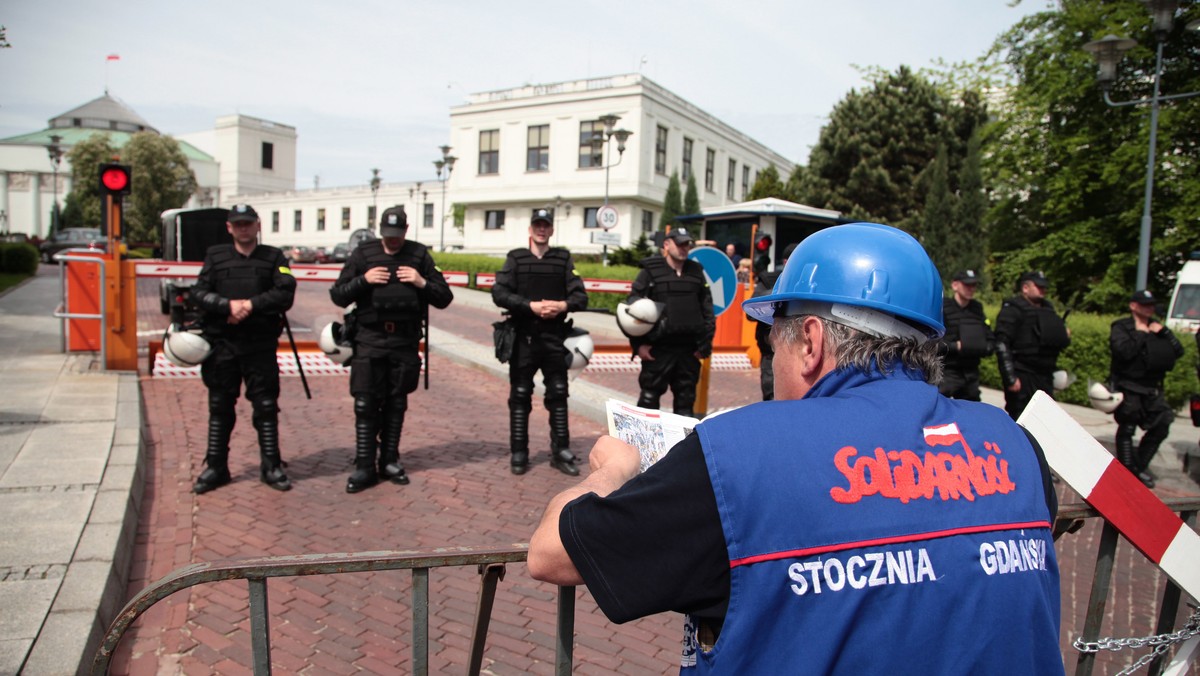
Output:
[742, 222, 945, 340]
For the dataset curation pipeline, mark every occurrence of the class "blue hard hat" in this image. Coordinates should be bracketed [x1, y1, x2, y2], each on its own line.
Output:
[742, 222, 945, 340]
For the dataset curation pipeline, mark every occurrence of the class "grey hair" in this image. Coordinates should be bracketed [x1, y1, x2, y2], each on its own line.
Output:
[771, 315, 943, 385]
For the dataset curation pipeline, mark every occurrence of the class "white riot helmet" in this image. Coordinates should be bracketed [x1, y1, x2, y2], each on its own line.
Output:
[162, 327, 211, 367]
[1087, 381, 1124, 414]
[317, 321, 353, 365]
[1053, 370, 1076, 391]
[616, 298, 663, 338]
[564, 327, 594, 372]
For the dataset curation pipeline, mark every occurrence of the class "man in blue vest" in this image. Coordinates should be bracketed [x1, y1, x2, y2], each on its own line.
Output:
[190, 204, 296, 494]
[530, 223, 1063, 674]
[330, 206, 453, 493]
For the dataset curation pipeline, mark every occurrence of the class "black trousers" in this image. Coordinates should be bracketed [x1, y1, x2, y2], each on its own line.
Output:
[939, 365, 982, 402]
[200, 340, 280, 414]
[637, 344, 700, 416]
[1003, 368, 1054, 420]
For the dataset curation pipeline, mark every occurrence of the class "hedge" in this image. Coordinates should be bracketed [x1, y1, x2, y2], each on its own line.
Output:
[0, 243, 39, 275]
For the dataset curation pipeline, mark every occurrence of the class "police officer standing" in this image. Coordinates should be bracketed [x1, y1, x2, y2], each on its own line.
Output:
[938, 270, 995, 401]
[751, 242, 797, 400]
[994, 270, 1071, 419]
[190, 204, 296, 494]
[628, 227, 715, 417]
[492, 209, 589, 476]
[1109, 289, 1183, 488]
[330, 206, 453, 493]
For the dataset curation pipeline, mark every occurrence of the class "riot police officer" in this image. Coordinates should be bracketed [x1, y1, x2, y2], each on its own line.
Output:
[329, 206, 453, 493]
[752, 242, 797, 400]
[189, 203, 296, 494]
[938, 269, 995, 401]
[994, 270, 1071, 419]
[492, 209, 589, 476]
[1109, 289, 1183, 488]
[628, 227, 715, 417]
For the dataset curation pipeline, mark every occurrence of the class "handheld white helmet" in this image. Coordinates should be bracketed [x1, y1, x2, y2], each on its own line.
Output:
[162, 327, 211, 367]
[1052, 370, 1076, 391]
[317, 321, 353, 365]
[564, 327, 594, 372]
[1087, 381, 1124, 414]
[616, 298, 663, 337]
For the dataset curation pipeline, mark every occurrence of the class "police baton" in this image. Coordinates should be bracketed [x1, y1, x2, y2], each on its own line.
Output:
[423, 307, 430, 390]
[282, 314, 312, 400]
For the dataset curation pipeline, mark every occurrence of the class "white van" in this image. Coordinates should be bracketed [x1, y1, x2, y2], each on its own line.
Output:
[1165, 254, 1200, 333]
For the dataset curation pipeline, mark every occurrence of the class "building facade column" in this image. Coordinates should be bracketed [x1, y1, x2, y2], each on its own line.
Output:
[30, 173, 42, 239]
[0, 172, 9, 234]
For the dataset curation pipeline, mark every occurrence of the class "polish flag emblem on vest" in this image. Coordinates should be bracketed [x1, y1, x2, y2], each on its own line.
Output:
[923, 422, 966, 449]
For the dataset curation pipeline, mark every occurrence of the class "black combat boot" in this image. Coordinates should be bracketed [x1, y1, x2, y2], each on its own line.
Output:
[510, 407, 530, 475]
[254, 411, 291, 492]
[378, 400, 410, 485]
[347, 398, 380, 493]
[1115, 430, 1151, 487]
[548, 402, 580, 476]
[193, 412, 234, 494]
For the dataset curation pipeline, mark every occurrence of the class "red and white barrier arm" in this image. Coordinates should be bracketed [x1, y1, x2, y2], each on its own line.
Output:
[1018, 390, 1200, 599]
[134, 261, 340, 282]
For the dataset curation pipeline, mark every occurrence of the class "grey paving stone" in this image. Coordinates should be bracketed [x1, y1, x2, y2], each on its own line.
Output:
[0, 492, 92, 566]
[21, 610, 99, 676]
[0, 638, 33, 676]
[0, 579, 60, 638]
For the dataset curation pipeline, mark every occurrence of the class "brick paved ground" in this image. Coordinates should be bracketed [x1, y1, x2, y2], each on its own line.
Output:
[115, 278, 1199, 675]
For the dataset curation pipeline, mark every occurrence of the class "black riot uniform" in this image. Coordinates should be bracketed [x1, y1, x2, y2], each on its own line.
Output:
[938, 273, 995, 402]
[750, 242, 797, 401]
[629, 242, 715, 418]
[329, 215, 453, 493]
[189, 212, 296, 494]
[994, 272, 1071, 419]
[1109, 291, 1183, 487]
[492, 240, 588, 476]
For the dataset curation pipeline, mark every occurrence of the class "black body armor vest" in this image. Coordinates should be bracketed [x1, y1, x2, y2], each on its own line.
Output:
[644, 257, 705, 338]
[513, 249, 569, 302]
[204, 245, 282, 337]
[354, 240, 426, 325]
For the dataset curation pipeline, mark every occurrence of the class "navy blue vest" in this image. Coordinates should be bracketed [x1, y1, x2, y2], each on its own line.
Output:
[688, 367, 1063, 675]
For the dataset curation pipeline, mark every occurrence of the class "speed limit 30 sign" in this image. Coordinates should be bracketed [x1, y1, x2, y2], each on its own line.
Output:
[597, 205, 619, 230]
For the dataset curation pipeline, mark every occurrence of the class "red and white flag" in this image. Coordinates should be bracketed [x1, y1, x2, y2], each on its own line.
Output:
[106, 54, 120, 61]
[923, 422, 966, 449]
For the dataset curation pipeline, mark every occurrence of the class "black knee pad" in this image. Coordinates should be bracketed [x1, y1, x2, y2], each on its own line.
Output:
[544, 376, 569, 403]
[354, 396, 378, 418]
[208, 391, 236, 417]
[509, 383, 534, 410]
[251, 398, 279, 417]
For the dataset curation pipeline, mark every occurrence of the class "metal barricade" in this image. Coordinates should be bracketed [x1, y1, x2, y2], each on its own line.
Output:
[52, 250, 107, 364]
[90, 545, 575, 676]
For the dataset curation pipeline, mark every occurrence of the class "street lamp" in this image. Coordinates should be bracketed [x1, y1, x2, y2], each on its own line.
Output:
[46, 134, 64, 236]
[589, 114, 633, 265]
[1082, 0, 1200, 290]
[434, 145, 457, 252]
[369, 168, 381, 231]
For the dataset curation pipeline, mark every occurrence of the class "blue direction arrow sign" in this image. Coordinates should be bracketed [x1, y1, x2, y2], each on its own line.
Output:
[688, 245, 738, 316]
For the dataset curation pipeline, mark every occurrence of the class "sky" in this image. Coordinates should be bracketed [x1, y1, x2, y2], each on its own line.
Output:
[0, 0, 1053, 190]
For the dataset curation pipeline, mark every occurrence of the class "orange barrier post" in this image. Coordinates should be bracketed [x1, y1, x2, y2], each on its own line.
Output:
[105, 258, 138, 370]
[66, 252, 105, 351]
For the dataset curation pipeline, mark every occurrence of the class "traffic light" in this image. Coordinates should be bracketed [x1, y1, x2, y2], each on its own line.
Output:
[98, 163, 132, 197]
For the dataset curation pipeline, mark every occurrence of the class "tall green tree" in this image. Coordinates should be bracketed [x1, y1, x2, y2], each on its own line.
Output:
[122, 132, 197, 243]
[954, 128, 987, 281]
[747, 163, 786, 200]
[988, 0, 1200, 309]
[683, 172, 701, 216]
[64, 134, 119, 230]
[660, 170, 683, 229]
[921, 144, 956, 283]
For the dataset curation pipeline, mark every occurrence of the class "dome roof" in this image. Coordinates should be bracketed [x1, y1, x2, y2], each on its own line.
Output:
[48, 93, 158, 134]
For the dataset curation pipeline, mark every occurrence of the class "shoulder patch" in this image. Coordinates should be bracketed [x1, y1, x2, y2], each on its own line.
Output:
[279, 266, 293, 276]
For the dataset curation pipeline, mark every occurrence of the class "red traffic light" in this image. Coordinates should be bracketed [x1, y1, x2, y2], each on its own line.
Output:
[98, 163, 132, 196]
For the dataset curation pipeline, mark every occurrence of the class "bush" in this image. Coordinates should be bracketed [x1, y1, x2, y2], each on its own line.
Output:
[978, 302, 1199, 410]
[0, 243, 39, 275]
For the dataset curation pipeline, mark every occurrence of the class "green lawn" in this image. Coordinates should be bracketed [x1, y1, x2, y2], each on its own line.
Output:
[0, 272, 31, 294]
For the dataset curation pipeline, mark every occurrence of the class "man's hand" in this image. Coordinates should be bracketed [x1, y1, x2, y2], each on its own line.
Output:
[396, 266, 426, 289]
[1007, 378, 1022, 393]
[637, 344, 655, 361]
[530, 300, 567, 320]
[1149, 321, 1164, 333]
[588, 435, 640, 480]
[228, 299, 253, 324]
[364, 267, 391, 285]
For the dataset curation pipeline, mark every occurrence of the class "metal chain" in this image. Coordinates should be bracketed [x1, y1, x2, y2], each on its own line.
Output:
[1073, 608, 1200, 675]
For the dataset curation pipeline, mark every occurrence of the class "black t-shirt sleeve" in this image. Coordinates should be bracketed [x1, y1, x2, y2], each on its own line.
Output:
[558, 434, 730, 624]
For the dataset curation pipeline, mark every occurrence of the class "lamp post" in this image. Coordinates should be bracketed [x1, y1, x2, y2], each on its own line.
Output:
[434, 145, 457, 252]
[1082, 0, 1200, 291]
[46, 134, 64, 236]
[589, 114, 633, 265]
[369, 168, 381, 231]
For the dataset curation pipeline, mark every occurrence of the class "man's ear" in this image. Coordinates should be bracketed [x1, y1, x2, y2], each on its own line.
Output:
[799, 316, 827, 378]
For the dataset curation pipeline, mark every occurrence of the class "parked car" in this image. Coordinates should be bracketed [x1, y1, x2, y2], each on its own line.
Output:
[330, 243, 350, 263]
[39, 228, 106, 263]
[1, 232, 31, 244]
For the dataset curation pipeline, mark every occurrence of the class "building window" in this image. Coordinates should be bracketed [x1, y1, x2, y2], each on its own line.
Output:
[655, 125, 668, 175]
[293, 210, 302, 232]
[271, 211, 280, 233]
[705, 149, 716, 193]
[341, 207, 351, 230]
[682, 138, 694, 181]
[578, 121, 604, 168]
[583, 207, 600, 229]
[742, 166, 750, 198]
[423, 203, 434, 228]
[727, 159, 736, 199]
[479, 130, 499, 175]
[527, 125, 549, 172]
[485, 210, 506, 230]
[262, 142, 274, 170]
[368, 205, 377, 227]
[317, 208, 326, 232]
[642, 210, 654, 233]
